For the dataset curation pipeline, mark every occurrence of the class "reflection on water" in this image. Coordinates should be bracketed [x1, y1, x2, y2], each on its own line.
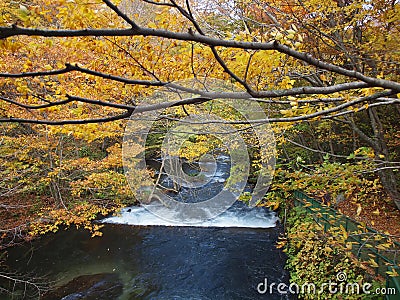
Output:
[4, 154, 290, 299]
[5, 224, 290, 299]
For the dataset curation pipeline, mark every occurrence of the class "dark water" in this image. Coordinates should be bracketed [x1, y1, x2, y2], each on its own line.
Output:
[4, 224, 289, 299]
[3, 154, 289, 299]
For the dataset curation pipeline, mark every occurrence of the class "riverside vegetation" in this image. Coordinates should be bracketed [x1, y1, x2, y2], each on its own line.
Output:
[1, 0, 400, 298]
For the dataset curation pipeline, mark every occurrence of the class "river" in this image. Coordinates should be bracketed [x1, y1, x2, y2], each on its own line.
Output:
[3, 155, 290, 299]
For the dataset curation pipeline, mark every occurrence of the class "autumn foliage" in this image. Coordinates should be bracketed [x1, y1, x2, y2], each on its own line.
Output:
[0, 0, 399, 247]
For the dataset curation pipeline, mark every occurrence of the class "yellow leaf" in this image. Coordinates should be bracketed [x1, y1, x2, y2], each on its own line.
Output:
[148, 22, 157, 29]
[356, 204, 362, 216]
[298, 35, 303, 42]
[387, 269, 399, 277]
[275, 32, 283, 41]
[368, 259, 379, 268]
[18, 5, 30, 21]
[376, 243, 390, 250]
[276, 241, 286, 249]
[45, 39, 53, 47]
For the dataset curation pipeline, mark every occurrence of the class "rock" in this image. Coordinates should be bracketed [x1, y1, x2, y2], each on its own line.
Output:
[43, 273, 123, 300]
[335, 193, 346, 205]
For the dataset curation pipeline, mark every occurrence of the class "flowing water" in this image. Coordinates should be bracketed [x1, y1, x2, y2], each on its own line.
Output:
[5, 221, 289, 299]
[4, 155, 290, 299]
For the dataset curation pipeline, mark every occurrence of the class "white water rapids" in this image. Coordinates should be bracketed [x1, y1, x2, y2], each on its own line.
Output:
[103, 154, 278, 228]
[103, 203, 279, 228]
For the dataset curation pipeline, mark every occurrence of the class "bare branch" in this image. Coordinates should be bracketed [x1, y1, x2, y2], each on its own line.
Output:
[0, 0, 399, 128]
[0, 64, 75, 78]
[0, 110, 134, 125]
[2, 25, 398, 91]
[104, 37, 161, 81]
[141, 0, 174, 7]
[323, 99, 400, 119]
[362, 166, 400, 173]
[0, 273, 48, 298]
[0, 95, 211, 125]
[284, 137, 393, 164]
[158, 90, 395, 124]
[102, 0, 140, 29]
[0, 94, 132, 110]
[168, 0, 255, 93]
[0, 63, 371, 97]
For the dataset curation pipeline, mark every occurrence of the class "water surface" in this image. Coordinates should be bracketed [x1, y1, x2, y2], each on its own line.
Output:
[5, 221, 289, 299]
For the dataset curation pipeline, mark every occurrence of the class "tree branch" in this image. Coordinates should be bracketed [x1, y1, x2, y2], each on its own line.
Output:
[0, 95, 211, 125]
[1, 24, 399, 91]
[0, 63, 371, 98]
[158, 90, 395, 124]
[102, 0, 140, 29]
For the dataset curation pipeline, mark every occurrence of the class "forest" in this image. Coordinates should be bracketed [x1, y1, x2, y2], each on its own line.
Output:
[0, 0, 399, 299]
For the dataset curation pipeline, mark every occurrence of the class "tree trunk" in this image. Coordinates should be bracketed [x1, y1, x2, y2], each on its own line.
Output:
[376, 166, 400, 210]
[368, 108, 400, 210]
[344, 110, 400, 210]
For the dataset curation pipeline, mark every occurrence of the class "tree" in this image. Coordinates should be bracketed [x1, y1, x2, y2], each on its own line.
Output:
[0, 0, 399, 209]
